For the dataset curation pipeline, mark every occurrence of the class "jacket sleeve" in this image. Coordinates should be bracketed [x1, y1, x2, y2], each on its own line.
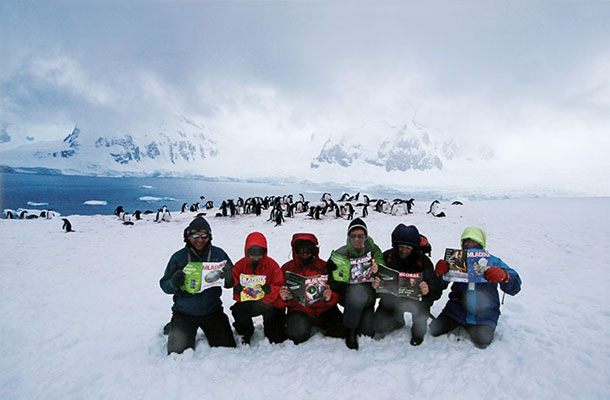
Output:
[232, 259, 244, 302]
[222, 251, 234, 289]
[421, 255, 444, 302]
[160, 253, 182, 294]
[262, 261, 284, 304]
[493, 256, 521, 296]
[326, 258, 347, 294]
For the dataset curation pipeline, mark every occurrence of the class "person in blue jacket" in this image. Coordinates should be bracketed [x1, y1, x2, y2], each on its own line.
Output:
[430, 226, 521, 348]
[160, 216, 236, 354]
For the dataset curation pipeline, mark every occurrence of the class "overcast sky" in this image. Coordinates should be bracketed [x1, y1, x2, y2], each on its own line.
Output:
[1, 1, 609, 193]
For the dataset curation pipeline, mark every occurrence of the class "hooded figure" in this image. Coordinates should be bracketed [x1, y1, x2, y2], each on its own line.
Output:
[275, 233, 344, 344]
[230, 232, 286, 344]
[372, 224, 443, 346]
[430, 226, 522, 349]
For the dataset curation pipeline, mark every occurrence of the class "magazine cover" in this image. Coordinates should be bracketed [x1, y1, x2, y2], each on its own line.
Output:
[182, 260, 227, 294]
[442, 248, 489, 283]
[284, 271, 305, 303]
[284, 272, 328, 306]
[466, 249, 490, 283]
[239, 274, 267, 301]
[349, 252, 375, 284]
[376, 265, 422, 299]
[304, 275, 328, 305]
[442, 248, 468, 283]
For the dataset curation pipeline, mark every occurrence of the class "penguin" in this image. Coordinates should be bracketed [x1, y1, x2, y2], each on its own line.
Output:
[406, 198, 415, 214]
[62, 218, 75, 232]
[181, 202, 189, 213]
[427, 200, 440, 214]
[274, 209, 285, 227]
[114, 206, 124, 217]
[345, 203, 355, 220]
[299, 193, 305, 203]
[132, 210, 142, 220]
[3, 209, 17, 219]
[451, 201, 463, 206]
[155, 205, 171, 222]
[19, 210, 28, 219]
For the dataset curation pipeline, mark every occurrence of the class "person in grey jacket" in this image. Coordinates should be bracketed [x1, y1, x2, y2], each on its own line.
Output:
[160, 217, 236, 353]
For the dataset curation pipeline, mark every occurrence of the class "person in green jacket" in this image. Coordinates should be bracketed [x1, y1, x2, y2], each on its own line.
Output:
[326, 218, 383, 350]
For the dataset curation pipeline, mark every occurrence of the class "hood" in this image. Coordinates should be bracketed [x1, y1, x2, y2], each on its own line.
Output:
[461, 226, 487, 249]
[244, 231, 268, 257]
[290, 233, 320, 258]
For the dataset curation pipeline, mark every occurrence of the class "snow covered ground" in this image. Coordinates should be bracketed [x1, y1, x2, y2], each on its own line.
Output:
[1, 197, 609, 399]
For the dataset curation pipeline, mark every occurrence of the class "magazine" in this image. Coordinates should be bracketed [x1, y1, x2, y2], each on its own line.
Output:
[330, 251, 375, 284]
[442, 248, 489, 283]
[182, 260, 227, 294]
[284, 272, 328, 306]
[239, 274, 267, 301]
[376, 265, 422, 299]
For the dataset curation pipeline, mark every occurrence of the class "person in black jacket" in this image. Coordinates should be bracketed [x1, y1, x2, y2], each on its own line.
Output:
[372, 224, 443, 346]
[160, 217, 236, 354]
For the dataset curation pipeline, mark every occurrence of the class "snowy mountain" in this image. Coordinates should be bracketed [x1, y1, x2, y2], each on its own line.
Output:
[310, 121, 483, 172]
[0, 116, 218, 176]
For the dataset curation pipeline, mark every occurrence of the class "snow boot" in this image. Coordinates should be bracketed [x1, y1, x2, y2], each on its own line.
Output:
[345, 328, 358, 350]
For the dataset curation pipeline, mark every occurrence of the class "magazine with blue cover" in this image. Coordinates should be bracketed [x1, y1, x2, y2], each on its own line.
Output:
[443, 248, 489, 283]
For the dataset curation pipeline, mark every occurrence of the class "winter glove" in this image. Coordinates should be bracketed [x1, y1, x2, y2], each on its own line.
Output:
[484, 267, 508, 283]
[261, 283, 271, 295]
[435, 260, 449, 276]
[171, 270, 186, 289]
[234, 283, 244, 296]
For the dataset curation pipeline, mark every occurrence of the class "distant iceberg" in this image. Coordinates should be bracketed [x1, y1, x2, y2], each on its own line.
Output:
[27, 201, 49, 206]
[139, 196, 177, 202]
[141, 185, 153, 189]
[83, 200, 108, 206]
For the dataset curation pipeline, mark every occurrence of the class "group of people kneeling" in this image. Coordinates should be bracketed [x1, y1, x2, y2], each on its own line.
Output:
[160, 216, 521, 354]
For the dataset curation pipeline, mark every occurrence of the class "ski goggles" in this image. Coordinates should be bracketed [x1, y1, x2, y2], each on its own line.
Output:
[190, 233, 209, 240]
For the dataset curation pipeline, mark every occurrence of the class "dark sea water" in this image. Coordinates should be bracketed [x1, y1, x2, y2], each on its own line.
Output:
[0, 172, 408, 216]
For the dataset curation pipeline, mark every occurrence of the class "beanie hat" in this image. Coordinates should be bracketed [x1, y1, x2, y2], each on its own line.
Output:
[348, 218, 368, 236]
[461, 226, 487, 249]
[391, 224, 420, 248]
[183, 216, 212, 242]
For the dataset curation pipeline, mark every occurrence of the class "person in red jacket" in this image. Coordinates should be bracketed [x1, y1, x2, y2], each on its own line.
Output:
[231, 232, 286, 344]
[276, 233, 345, 344]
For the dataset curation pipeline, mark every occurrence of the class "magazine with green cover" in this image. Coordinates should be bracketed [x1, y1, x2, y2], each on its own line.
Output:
[182, 260, 227, 294]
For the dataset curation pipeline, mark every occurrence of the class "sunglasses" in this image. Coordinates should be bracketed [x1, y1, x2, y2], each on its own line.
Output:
[349, 233, 366, 240]
[190, 233, 209, 240]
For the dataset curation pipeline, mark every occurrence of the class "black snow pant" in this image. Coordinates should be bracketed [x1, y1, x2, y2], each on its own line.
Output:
[167, 308, 236, 354]
[373, 294, 431, 339]
[429, 313, 495, 349]
[339, 283, 376, 336]
[285, 305, 345, 344]
[230, 301, 286, 344]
